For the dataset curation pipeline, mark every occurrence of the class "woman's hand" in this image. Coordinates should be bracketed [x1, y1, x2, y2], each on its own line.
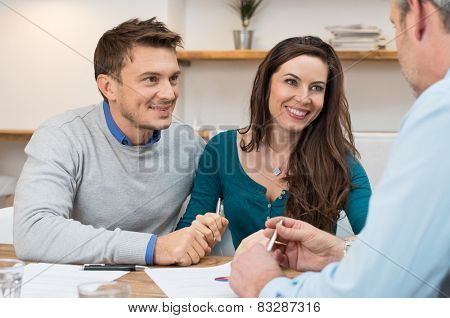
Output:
[191, 212, 228, 248]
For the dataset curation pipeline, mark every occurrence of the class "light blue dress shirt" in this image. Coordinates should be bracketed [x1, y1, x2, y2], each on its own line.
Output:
[260, 69, 450, 298]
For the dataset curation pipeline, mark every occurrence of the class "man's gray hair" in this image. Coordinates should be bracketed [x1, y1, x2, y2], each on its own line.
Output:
[397, 0, 450, 31]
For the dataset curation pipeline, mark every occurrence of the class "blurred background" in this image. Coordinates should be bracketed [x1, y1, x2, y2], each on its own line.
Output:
[0, 0, 414, 208]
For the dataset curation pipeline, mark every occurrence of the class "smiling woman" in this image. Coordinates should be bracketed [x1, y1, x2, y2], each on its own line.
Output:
[267, 54, 328, 133]
[177, 36, 372, 249]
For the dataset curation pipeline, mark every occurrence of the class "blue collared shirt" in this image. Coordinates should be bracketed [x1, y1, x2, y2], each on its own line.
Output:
[103, 101, 161, 146]
[261, 69, 450, 297]
[103, 101, 160, 265]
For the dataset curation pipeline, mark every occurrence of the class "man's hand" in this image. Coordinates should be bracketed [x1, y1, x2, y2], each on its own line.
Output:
[191, 212, 228, 247]
[264, 217, 345, 272]
[230, 243, 285, 297]
[153, 227, 211, 266]
[234, 229, 269, 258]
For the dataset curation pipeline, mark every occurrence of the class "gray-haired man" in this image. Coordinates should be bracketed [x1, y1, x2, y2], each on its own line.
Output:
[230, 0, 450, 297]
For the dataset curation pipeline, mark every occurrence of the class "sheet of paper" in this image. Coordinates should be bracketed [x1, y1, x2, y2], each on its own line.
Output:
[20, 263, 127, 298]
[145, 262, 237, 298]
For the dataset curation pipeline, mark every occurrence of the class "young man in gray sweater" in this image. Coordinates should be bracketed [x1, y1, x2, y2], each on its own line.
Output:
[13, 18, 218, 266]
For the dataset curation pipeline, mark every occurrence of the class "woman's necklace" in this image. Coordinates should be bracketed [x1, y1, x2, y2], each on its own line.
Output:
[272, 166, 282, 177]
[266, 143, 288, 177]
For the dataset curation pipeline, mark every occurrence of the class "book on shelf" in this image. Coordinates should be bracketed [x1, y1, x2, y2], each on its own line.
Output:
[326, 24, 386, 50]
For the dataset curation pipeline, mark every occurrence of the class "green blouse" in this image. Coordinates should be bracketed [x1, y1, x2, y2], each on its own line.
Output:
[177, 130, 372, 248]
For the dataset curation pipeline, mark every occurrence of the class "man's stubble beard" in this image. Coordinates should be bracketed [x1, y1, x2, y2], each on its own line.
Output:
[121, 107, 172, 131]
[397, 33, 422, 97]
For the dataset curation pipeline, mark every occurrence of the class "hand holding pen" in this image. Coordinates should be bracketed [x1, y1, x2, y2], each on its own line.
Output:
[266, 219, 284, 252]
[263, 216, 343, 272]
[190, 198, 229, 248]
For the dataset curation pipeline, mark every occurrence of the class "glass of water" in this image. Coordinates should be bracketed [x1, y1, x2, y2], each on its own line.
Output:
[78, 281, 131, 298]
[0, 259, 25, 298]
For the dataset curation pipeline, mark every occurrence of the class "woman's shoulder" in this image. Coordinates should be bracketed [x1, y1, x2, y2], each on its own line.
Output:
[345, 153, 371, 186]
[207, 129, 237, 148]
[345, 153, 366, 173]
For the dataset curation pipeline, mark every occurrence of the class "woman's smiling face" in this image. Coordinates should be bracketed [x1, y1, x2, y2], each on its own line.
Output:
[268, 54, 329, 133]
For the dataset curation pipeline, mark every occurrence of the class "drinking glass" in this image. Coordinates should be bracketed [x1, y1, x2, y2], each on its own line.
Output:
[0, 259, 25, 298]
[78, 281, 131, 298]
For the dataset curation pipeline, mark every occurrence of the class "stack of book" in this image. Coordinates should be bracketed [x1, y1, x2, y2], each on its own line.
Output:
[326, 24, 386, 50]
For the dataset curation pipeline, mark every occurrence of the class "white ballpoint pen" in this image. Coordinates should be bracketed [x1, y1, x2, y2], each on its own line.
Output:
[266, 220, 284, 252]
[215, 197, 224, 256]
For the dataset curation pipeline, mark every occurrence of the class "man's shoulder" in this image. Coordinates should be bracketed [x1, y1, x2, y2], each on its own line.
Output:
[163, 120, 205, 148]
[39, 104, 100, 131]
[166, 120, 195, 132]
[420, 73, 450, 103]
[400, 75, 450, 131]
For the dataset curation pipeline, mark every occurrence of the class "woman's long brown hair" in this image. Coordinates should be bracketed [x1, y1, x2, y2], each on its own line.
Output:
[240, 36, 358, 233]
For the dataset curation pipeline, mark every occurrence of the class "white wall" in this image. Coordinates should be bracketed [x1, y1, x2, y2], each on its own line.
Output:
[178, 0, 415, 131]
[183, 0, 396, 50]
[0, 0, 172, 181]
[0, 0, 416, 180]
[0, 0, 169, 129]
[178, 59, 414, 132]
[1, 0, 415, 130]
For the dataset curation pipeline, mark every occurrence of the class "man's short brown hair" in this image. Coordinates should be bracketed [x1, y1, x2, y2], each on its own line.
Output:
[94, 17, 182, 82]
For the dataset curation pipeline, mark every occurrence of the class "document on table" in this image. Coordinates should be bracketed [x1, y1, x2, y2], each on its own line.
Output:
[21, 263, 128, 298]
[145, 262, 237, 298]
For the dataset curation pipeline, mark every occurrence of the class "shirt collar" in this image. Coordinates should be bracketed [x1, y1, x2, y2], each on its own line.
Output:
[103, 101, 161, 146]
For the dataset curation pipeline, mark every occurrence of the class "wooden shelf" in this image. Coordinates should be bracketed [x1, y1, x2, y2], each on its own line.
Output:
[177, 50, 268, 61]
[0, 129, 33, 142]
[0, 50, 396, 143]
[177, 50, 397, 62]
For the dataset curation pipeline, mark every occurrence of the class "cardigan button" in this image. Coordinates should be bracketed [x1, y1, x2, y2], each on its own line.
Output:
[267, 203, 271, 208]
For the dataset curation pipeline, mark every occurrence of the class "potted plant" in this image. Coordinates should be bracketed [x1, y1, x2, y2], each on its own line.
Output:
[229, 0, 263, 49]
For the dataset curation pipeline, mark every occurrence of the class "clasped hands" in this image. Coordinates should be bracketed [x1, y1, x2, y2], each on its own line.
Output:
[154, 212, 228, 266]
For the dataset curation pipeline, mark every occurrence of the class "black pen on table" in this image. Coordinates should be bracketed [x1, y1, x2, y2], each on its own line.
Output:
[82, 264, 147, 271]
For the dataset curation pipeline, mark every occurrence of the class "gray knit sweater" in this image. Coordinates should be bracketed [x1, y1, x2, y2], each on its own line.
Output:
[13, 103, 205, 265]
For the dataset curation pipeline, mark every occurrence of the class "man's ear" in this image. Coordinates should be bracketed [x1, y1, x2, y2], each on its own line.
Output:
[407, 0, 426, 41]
[97, 74, 117, 102]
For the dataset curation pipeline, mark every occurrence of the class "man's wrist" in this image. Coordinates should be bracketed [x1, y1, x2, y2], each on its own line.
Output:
[259, 276, 295, 298]
[343, 239, 352, 257]
[255, 272, 286, 297]
[145, 234, 157, 265]
[332, 238, 347, 261]
[334, 237, 355, 260]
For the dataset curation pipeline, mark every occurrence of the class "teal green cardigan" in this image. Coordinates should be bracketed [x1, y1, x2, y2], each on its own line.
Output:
[177, 130, 372, 248]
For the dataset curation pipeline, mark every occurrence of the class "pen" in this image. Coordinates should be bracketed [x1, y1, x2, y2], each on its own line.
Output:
[214, 276, 229, 282]
[215, 197, 224, 256]
[266, 220, 284, 252]
[215, 197, 222, 216]
[82, 264, 147, 271]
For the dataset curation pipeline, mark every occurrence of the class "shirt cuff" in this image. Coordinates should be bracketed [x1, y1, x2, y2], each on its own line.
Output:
[145, 234, 157, 265]
[259, 272, 315, 298]
[259, 277, 294, 297]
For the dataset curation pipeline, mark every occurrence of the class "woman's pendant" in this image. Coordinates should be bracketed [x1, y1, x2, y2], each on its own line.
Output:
[273, 167, 282, 176]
